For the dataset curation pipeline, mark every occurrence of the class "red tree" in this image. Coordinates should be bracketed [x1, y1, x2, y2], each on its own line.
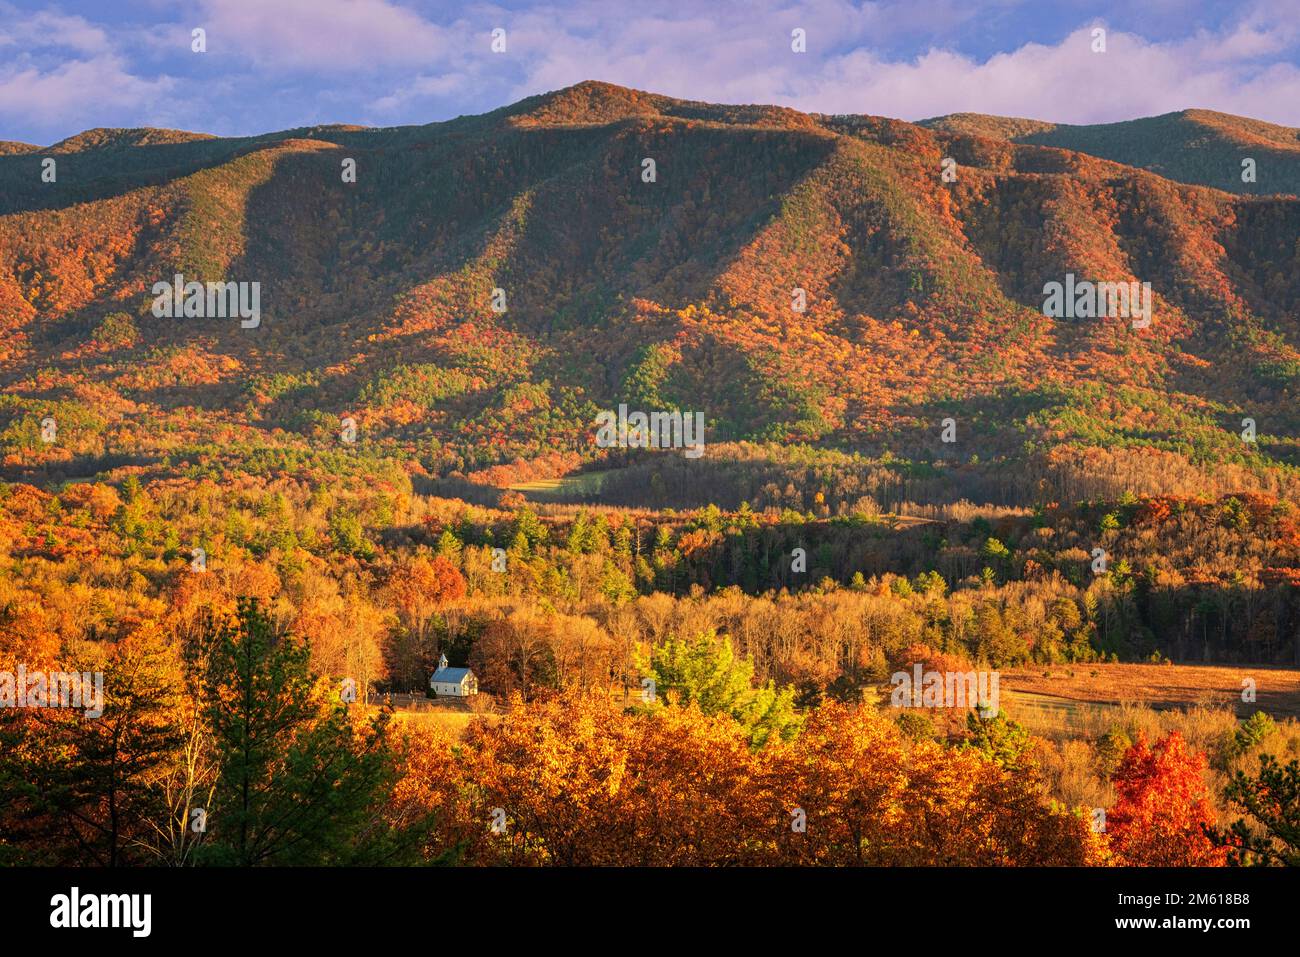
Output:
[1107, 731, 1226, 866]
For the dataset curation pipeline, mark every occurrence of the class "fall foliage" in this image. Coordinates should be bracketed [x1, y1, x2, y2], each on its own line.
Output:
[1107, 732, 1226, 866]
[2, 82, 1299, 869]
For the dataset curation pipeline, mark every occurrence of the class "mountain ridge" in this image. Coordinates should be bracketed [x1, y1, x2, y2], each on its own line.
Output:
[13, 80, 1297, 194]
[1, 81, 1297, 505]
[919, 107, 1300, 195]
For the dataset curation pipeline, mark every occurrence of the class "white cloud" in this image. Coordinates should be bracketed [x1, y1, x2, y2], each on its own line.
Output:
[195, 0, 451, 70]
[0, 3, 176, 138]
[5, 0, 1300, 142]
[797, 26, 1300, 125]
[0, 8, 113, 55]
[463, 8, 1300, 126]
[0, 54, 173, 132]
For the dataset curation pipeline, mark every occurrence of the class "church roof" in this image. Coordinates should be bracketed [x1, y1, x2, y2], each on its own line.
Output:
[432, 666, 473, 683]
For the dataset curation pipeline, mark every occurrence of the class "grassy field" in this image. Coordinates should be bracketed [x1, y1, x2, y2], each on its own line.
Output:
[508, 470, 611, 500]
[370, 694, 498, 737]
[998, 662, 1300, 717]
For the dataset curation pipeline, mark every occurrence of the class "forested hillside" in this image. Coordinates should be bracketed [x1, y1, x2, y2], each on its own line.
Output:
[920, 108, 1300, 196]
[2, 81, 1298, 490]
[4, 83, 1300, 870]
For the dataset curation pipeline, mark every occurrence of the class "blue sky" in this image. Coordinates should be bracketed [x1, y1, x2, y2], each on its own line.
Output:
[3, 0, 1299, 145]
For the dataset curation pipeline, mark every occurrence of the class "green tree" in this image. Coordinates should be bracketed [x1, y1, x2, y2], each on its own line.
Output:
[197, 601, 410, 865]
[328, 509, 373, 558]
[1232, 711, 1277, 757]
[435, 529, 463, 562]
[638, 630, 800, 747]
[511, 506, 548, 549]
[1218, 754, 1300, 866]
[963, 709, 1033, 771]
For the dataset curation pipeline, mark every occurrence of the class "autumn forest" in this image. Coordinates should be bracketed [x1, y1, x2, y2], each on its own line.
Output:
[2, 79, 1300, 875]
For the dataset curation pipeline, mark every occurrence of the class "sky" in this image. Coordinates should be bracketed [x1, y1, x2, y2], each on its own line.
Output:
[2, 0, 1299, 145]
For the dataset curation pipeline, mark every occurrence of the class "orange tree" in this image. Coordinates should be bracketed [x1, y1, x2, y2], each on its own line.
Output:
[390, 694, 1105, 866]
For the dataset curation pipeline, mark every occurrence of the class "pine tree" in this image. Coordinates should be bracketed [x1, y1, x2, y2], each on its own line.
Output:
[197, 600, 409, 865]
[1217, 754, 1300, 866]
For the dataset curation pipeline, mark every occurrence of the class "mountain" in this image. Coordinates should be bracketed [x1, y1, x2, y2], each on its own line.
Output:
[919, 109, 1300, 196]
[1, 80, 1297, 505]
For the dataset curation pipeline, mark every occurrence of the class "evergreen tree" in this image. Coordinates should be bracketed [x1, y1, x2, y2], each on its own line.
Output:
[1218, 754, 1300, 866]
[197, 600, 410, 865]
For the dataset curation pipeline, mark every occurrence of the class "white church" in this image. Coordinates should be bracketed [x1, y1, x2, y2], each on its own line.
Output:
[430, 654, 478, 697]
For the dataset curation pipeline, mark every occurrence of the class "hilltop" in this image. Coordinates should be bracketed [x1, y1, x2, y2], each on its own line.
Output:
[919, 108, 1300, 195]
